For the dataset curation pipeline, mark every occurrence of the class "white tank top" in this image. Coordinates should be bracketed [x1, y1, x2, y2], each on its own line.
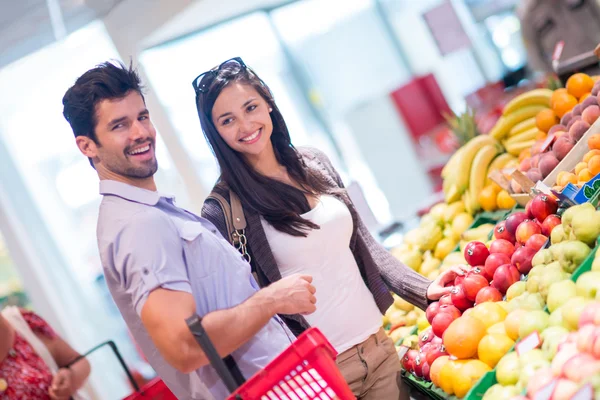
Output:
[261, 195, 382, 353]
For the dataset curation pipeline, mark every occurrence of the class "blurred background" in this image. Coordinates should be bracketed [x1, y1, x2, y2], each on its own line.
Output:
[0, 0, 599, 398]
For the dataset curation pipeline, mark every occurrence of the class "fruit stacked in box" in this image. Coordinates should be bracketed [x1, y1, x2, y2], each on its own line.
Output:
[399, 195, 600, 399]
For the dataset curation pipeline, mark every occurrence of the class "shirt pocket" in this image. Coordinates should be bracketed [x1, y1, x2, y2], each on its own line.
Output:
[176, 220, 218, 280]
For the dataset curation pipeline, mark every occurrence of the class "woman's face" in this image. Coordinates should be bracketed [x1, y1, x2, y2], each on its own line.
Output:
[211, 82, 274, 158]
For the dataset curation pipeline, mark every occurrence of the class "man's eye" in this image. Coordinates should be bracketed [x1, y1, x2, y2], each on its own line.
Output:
[112, 124, 124, 130]
[139, 116, 148, 121]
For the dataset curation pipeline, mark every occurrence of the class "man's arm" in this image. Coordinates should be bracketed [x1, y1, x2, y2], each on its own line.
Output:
[141, 274, 316, 373]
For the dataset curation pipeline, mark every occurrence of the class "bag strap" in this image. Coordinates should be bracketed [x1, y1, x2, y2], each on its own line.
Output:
[207, 189, 251, 263]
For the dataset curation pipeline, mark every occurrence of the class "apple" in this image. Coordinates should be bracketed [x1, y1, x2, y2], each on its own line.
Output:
[485, 253, 512, 280]
[475, 286, 503, 304]
[463, 273, 489, 301]
[530, 194, 558, 223]
[489, 239, 515, 257]
[418, 327, 434, 347]
[450, 284, 474, 311]
[464, 241, 490, 267]
[563, 353, 600, 382]
[516, 220, 542, 245]
[525, 200, 534, 219]
[426, 301, 441, 324]
[439, 295, 453, 306]
[525, 234, 548, 252]
[421, 360, 431, 381]
[579, 302, 600, 328]
[432, 311, 457, 337]
[402, 349, 419, 372]
[506, 212, 529, 237]
[551, 379, 579, 400]
[412, 353, 424, 377]
[542, 214, 561, 236]
[576, 324, 597, 353]
[494, 221, 516, 243]
[511, 246, 537, 274]
[526, 367, 554, 398]
[425, 342, 448, 365]
[492, 264, 521, 294]
[454, 273, 465, 287]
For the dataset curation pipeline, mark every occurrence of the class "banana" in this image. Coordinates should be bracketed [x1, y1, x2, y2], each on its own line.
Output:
[502, 88, 553, 116]
[504, 139, 536, 156]
[485, 153, 516, 186]
[461, 223, 495, 242]
[442, 135, 500, 201]
[508, 117, 537, 137]
[503, 127, 541, 145]
[488, 105, 548, 141]
[441, 145, 465, 179]
[467, 144, 503, 213]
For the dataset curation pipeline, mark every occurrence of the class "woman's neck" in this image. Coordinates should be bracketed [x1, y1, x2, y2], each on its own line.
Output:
[246, 145, 288, 181]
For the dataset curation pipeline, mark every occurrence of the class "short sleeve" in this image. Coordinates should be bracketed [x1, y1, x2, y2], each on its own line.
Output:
[112, 209, 192, 315]
[20, 309, 57, 339]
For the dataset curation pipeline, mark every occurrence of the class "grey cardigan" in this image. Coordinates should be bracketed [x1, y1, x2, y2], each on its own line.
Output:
[201, 147, 432, 336]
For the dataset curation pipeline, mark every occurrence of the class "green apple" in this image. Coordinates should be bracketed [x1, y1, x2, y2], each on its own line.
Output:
[519, 311, 549, 339]
[507, 281, 527, 301]
[562, 296, 590, 331]
[516, 359, 551, 391]
[495, 351, 521, 386]
[551, 224, 567, 245]
[571, 209, 600, 247]
[558, 241, 591, 273]
[548, 307, 569, 329]
[576, 271, 600, 299]
[521, 292, 546, 311]
[547, 280, 577, 312]
[541, 326, 569, 359]
[532, 248, 554, 267]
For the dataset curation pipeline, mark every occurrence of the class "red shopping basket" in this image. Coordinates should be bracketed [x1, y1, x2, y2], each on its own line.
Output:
[228, 327, 354, 400]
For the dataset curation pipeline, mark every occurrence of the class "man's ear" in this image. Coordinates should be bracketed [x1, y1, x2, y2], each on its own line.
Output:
[75, 136, 98, 159]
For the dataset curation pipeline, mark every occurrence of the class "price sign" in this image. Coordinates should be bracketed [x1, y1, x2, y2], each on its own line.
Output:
[397, 345, 409, 361]
[533, 378, 558, 400]
[570, 383, 593, 400]
[516, 331, 541, 356]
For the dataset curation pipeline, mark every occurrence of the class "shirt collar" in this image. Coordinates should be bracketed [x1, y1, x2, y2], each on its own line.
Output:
[99, 180, 174, 206]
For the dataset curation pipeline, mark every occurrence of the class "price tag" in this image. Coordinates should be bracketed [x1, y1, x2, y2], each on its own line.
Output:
[533, 378, 558, 400]
[397, 345, 409, 361]
[570, 383, 593, 400]
[553, 41, 565, 62]
[516, 331, 541, 356]
[539, 132, 556, 153]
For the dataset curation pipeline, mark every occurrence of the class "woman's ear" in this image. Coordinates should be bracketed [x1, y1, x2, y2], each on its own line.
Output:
[269, 108, 273, 112]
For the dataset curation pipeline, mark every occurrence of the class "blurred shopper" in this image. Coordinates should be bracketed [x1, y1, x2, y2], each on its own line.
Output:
[62, 61, 318, 400]
[0, 306, 91, 400]
[195, 57, 467, 400]
[518, 0, 600, 73]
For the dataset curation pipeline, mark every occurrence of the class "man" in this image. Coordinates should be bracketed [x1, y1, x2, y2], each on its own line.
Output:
[62, 61, 317, 399]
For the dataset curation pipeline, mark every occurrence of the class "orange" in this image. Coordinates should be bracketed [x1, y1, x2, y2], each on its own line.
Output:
[453, 360, 491, 398]
[478, 185, 498, 212]
[536, 109, 559, 132]
[552, 92, 578, 118]
[575, 161, 589, 175]
[430, 355, 449, 388]
[443, 316, 487, 359]
[557, 171, 578, 187]
[550, 88, 569, 109]
[471, 302, 508, 329]
[579, 168, 595, 183]
[497, 190, 516, 209]
[566, 73, 594, 98]
[536, 130, 548, 140]
[504, 309, 527, 341]
[584, 149, 600, 162]
[579, 93, 592, 103]
[477, 334, 515, 368]
[588, 134, 600, 150]
[588, 155, 600, 175]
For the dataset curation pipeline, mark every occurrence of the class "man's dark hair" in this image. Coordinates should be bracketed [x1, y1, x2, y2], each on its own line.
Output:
[62, 60, 144, 145]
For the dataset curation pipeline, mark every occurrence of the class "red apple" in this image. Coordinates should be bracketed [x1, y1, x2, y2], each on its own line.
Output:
[541, 214, 561, 236]
[418, 327, 434, 347]
[463, 274, 489, 301]
[450, 284, 475, 311]
[432, 312, 457, 337]
[525, 234, 548, 252]
[475, 286, 503, 304]
[425, 342, 448, 366]
[489, 239, 515, 257]
[494, 221, 516, 243]
[454, 274, 465, 287]
[492, 264, 521, 294]
[511, 246, 537, 274]
[464, 241, 490, 267]
[506, 211, 529, 236]
[421, 361, 431, 381]
[484, 253, 512, 281]
[525, 200, 534, 219]
[439, 295, 453, 307]
[515, 219, 542, 245]
[530, 194, 559, 223]
[402, 349, 419, 372]
[413, 353, 424, 377]
[426, 301, 441, 324]
[438, 304, 461, 319]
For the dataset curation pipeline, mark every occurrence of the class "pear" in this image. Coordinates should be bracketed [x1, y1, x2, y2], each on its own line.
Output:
[547, 280, 577, 312]
[562, 203, 595, 236]
[549, 307, 568, 329]
[551, 224, 567, 244]
[532, 248, 554, 267]
[571, 209, 600, 247]
[575, 271, 600, 299]
[539, 269, 569, 300]
[558, 240, 591, 273]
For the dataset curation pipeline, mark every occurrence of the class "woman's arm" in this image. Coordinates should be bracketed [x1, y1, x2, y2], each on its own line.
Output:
[202, 198, 231, 240]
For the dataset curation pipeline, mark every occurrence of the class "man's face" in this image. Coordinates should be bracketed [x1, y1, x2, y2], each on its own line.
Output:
[78, 91, 158, 182]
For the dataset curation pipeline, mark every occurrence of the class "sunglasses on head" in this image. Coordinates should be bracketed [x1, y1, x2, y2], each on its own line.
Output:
[192, 57, 247, 94]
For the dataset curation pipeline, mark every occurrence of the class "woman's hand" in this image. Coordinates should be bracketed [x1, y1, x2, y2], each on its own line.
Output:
[49, 368, 74, 400]
[426, 265, 470, 301]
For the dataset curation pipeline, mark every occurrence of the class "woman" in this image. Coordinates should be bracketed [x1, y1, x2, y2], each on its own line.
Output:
[0, 306, 91, 399]
[194, 58, 465, 399]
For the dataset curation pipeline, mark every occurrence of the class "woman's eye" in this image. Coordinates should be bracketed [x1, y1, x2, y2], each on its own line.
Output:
[222, 118, 233, 126]
[247, 104, 257, 112]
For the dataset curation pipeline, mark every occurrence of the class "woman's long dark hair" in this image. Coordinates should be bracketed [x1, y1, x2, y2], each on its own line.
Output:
[195, 62, 333, 236]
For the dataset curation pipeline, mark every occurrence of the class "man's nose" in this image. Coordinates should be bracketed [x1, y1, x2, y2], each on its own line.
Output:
[130, 120, 150, 140]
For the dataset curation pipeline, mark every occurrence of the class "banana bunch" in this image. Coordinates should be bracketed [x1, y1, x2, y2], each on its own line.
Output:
[484, 153, 517, 186]
[488, 89, 553, 141]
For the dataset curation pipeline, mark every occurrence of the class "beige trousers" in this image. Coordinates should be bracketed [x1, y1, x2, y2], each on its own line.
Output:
[336, 328, 410, 400]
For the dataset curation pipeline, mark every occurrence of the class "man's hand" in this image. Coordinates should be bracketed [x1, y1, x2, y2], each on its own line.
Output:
[48, 368, 74, 400]
[264, 274, 317, 315]
[426, 265, 470, 301]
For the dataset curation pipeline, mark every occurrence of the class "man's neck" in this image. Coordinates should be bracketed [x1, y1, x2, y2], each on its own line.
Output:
[98, 170, 157, 191]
